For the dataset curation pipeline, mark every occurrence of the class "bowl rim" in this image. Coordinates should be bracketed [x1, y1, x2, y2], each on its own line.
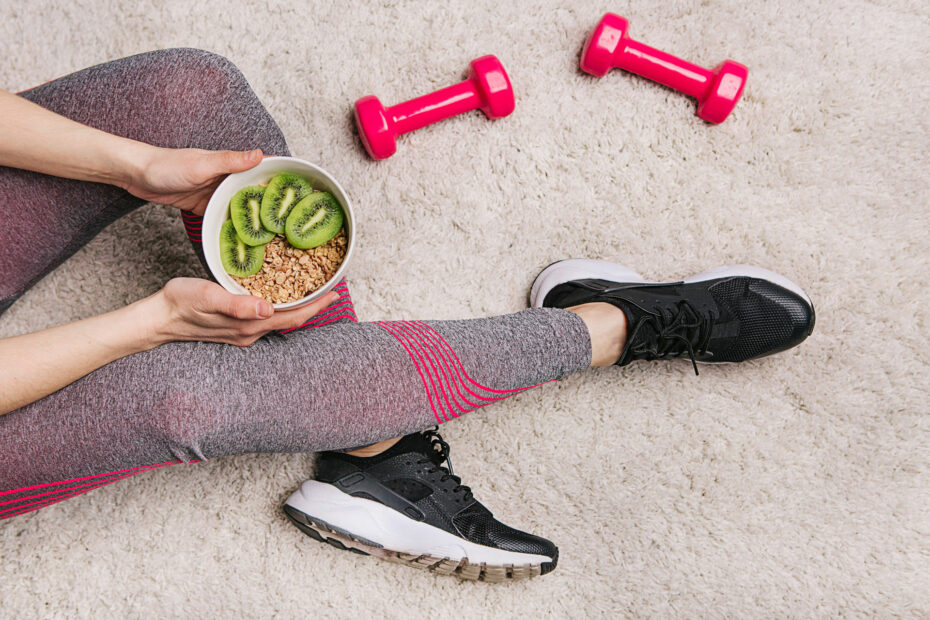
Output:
[201, 156, 356, 310]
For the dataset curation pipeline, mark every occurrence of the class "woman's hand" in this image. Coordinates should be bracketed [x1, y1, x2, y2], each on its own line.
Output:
[145, 278, 339, 347]
[122, 147, 264, 215]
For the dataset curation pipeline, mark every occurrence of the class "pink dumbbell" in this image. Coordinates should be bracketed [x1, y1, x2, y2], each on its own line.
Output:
[581, 13, 747, 124]
[354, 55, 515, 160]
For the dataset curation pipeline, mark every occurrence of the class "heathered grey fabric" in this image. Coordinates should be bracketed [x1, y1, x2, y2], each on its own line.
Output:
[1, 313, 591, 490]
[0, 49, 592, 493]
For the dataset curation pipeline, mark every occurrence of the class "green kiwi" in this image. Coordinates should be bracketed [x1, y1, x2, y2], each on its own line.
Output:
[260, 173, 313, 233]
[229, 185, 274, 246]
[285, 192, 345, 249]
[219, 219, 265, 277]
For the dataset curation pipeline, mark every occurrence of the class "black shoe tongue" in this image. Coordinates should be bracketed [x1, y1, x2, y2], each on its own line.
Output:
[372, 432, 438, 463]
[627, 317, 662, 351]
[611, 300, 658, 365]
[395, 432, 434, 455]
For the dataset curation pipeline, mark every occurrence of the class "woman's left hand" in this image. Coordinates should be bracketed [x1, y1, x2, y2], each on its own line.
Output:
[123, 146, 264, 215]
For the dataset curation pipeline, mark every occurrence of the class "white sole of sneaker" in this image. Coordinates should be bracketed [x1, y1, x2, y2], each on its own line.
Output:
[284, 481, 554, 573]
[530, 259, 645, 308]
[530, 259, 812, 309]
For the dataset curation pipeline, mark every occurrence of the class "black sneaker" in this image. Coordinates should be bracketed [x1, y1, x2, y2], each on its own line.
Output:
[530, 259, 815, 372]
[283, 430, 558, 582]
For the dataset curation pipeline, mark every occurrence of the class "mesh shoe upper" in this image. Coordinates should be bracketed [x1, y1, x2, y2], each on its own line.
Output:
[314, 431, 558, 571]
[705, 277, 815, 362]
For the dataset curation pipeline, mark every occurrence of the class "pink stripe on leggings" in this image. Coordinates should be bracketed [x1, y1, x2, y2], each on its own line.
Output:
[305, 300, 354, 322]
[0, 472, 147, 520]
[402, 321, 540, 416]
[375, 321, 449, 422]
[402, 321, 483, 413]
[386, 320, 459, 421]
[410, 321, 537, 404]
[281, 300, 353, 332]
[0, 460, 188, 496]
[402, 322, 487, 411]
[401, 321, 529, 407]
[391, 321, 471, 417]
[0, 459, 203, 520]
[373, 321, 445, 424]
[293, 312, 357, 331]
[413, 321, 546, 394]
[1, 471, 146, 517]
[305, 296, 354, 319]
[0, 463, 169, 507]
[282, 303, 357, 333]
[373, 320, 550, 424]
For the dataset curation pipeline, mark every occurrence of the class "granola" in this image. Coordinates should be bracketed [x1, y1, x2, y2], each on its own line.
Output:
[233, 229, 347, 304]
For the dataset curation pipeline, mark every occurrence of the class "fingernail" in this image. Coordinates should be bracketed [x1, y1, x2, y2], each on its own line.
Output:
[257, 301, 273, 318]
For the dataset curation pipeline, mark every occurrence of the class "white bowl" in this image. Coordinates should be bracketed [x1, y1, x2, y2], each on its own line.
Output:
[202, 156, 356, 309]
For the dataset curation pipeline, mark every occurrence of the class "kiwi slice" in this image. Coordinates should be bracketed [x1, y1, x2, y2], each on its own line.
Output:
[219, 219, 265, 277]
[285, 192, 345, 249]
[229, 185, 274, 246]
[260, 173, 313, 233]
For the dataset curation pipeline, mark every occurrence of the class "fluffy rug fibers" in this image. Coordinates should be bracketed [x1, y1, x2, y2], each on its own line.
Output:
[1, 0, 928, 617]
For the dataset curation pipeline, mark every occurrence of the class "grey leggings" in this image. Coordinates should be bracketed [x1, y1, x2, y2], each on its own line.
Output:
[0, 49, 591, 520]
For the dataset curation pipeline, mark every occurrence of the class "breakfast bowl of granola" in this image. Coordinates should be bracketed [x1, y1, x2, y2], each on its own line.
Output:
[202, 156, 356, 309]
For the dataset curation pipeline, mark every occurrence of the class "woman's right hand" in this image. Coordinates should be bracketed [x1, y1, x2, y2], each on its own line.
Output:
[144, 278, 340, 348]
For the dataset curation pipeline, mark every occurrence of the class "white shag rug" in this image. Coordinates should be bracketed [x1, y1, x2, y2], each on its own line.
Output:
[1, 0, 928, 617]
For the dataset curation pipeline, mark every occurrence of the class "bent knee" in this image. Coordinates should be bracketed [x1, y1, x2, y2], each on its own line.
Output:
[140, 48, 246, 83]
[133, 48, 253, 105]
[136, 48, 287, 154]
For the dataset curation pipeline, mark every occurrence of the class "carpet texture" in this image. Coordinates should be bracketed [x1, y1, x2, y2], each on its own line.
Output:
[1, 0, 928, 617]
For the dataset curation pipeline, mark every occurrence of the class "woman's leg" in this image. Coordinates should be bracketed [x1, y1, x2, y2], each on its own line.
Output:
[0, 308, 594, 518]
[0, 48, 355, 325]
[0, 249, 816, 523]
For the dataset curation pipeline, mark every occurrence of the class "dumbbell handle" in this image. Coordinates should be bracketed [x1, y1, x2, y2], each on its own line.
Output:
[614, 38, 713, 101]
[387, 80, 479, 135]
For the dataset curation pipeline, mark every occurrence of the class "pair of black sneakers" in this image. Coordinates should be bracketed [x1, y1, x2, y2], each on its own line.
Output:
[284, 259, 815, 582]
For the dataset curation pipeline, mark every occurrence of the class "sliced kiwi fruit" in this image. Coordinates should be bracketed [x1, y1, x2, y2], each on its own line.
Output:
[219, 219, 265, 277]
[229, 185, 274, 246]
[260, 173, 313, 233]
[285, 192, 345, 249]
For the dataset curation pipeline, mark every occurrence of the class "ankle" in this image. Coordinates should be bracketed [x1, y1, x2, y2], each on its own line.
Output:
[568, 302, 627, 367]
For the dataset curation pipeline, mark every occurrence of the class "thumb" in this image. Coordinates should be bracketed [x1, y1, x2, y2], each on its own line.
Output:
[213, 148, 263, 175]
[215, 290, 274, 320]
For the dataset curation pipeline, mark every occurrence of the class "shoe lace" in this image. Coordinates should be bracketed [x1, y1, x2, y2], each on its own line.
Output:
[417, 428, 473, 502]
[626, 301, 714, 375]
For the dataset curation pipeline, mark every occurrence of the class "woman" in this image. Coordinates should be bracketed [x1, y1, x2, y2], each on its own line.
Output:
[0, 49, 814, 581]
